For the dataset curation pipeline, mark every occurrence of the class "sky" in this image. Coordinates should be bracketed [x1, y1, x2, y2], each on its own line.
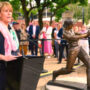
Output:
[88, 0, 90, 3]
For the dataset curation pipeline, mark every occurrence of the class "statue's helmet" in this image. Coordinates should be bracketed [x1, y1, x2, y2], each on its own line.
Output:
[63, 18, 73, 29]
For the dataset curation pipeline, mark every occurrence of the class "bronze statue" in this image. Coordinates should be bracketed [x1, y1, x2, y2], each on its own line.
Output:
[52, 19, 90, 89]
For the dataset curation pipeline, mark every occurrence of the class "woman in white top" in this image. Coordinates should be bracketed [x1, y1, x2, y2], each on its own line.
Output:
[78, 26, 89, 55]
[41, 22, 53, 57]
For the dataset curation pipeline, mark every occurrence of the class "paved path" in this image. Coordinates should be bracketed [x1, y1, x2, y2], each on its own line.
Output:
[36, 57, 86, 90]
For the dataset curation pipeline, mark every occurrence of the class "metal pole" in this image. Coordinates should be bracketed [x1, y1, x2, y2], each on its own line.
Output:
[82, 8, 84, 24]
[42, 39, 44, 56]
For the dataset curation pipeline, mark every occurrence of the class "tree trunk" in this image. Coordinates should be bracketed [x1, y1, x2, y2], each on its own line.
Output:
[20, 0, 29, 27]
[24, 12, 29, 27]
[30, 13, 34, 22]
[38, 10, 43, 31]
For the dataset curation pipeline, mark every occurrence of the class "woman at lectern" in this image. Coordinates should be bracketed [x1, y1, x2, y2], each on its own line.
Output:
[0, 2, 18, 89]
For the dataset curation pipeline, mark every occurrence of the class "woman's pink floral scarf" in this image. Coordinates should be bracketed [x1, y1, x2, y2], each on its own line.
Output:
[0, 22, 17, 56]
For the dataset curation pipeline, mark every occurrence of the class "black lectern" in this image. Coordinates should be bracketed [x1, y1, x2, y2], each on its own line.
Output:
[7, 56, 45, 90]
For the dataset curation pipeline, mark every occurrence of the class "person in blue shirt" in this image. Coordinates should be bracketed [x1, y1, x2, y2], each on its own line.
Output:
[57, 28, 68, 64]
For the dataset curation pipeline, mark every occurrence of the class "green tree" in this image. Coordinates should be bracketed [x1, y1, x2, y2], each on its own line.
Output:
[10, 0, 21, 19]
[0, 0, 88, 29]
[19, 0, 53, 29]
[49, 0, 88, 23]
[24, 0, 88, 29]
[69, 3, 90, 24]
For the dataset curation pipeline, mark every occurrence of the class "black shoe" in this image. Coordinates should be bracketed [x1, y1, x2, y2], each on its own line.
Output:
[54, 56, 57, 58]
[87, 87, 90, 90]
[41, 69, 48, 73]
[52, 71, 57, 82]
[74, 63, 80, 66]
[57, 61, 61, 64]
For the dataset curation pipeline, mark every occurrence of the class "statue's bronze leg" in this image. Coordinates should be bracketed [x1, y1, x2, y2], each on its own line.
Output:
[77, 47, 90, 89]
[52, 47, 80, 81]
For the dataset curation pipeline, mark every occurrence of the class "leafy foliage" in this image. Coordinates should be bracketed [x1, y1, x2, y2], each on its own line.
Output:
[69, 3, 90, 24]
[10, 0, 21, 19]
[50, 0, 88, 22]
[0, 0, 88, 26]
[55, 7, 69, 22]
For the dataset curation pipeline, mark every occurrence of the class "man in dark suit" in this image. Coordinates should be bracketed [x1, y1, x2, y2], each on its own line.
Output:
[28, 21, 40, 55]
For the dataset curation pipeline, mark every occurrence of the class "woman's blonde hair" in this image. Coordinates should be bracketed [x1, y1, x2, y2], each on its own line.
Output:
[0, 1, 13, 12]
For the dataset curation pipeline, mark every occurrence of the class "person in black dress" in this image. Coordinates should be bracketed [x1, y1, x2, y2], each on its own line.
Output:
[0, 2, 18, 89]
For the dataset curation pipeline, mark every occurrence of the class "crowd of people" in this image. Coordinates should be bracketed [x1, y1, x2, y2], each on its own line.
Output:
[2, 15, 89, 64]
[9, 19, 90, 64]
[1, 14, 89, 64]
[25, 20, 90, 64]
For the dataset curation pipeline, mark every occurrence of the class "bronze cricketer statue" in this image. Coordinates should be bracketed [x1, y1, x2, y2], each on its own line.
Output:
[52, 19, 90, 89]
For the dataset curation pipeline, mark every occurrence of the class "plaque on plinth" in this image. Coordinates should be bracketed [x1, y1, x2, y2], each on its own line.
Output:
[7, 56, 45, 90]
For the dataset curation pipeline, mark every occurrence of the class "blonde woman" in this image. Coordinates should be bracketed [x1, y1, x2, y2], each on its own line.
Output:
[19, 23, 29, 55]
[0, 2, 18, 89]
[41, 22, 53, 58]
